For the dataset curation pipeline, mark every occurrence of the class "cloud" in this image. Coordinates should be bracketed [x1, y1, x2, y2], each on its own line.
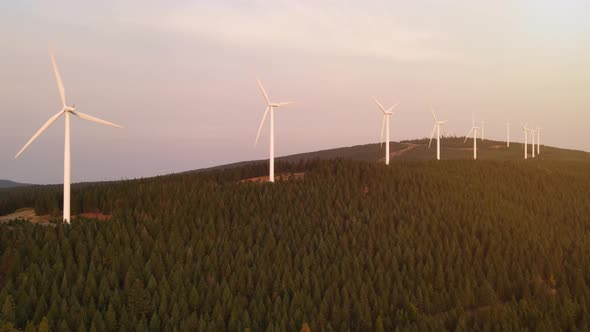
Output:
[134, 1, 458, 62]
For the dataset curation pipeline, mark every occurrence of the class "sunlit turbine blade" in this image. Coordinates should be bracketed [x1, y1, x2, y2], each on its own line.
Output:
[49, 48, 66, 108]
[464, 128, 474, 143]
[275, 102, 292, 107]
[438, 120, 448, 124]
[15, 110, 64, 158]
[428, 124, 437, 148]
[255, 106, 270, 146]
[72, 111, 123, 128]
[256, 79, 271, 105]
[431, 108, 438, 123]
[373, 97, 386, 114]
[386, 104, 398, 114]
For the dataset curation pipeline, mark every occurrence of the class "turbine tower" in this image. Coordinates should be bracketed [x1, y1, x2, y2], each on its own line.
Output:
[15, 48, 123, 223]
[506, 123, 510, 148]
[428, 108, 448, 160]
[521, 123, 531, 159]
[531, 128, 536, 158]
[536, 127, 543, 155]
[255, 79, 292, 183]
[372, 97, 398, 165]
[464, 114, 480, 160]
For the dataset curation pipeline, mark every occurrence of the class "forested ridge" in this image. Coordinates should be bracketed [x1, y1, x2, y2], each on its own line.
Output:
[1, 154, 590, 331]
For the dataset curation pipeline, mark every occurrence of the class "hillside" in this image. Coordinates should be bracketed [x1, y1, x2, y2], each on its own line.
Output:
[0, 180, 30, 189]
[1, 140, 590, 331]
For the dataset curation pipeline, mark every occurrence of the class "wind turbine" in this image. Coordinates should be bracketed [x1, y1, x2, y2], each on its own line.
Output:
[530, 128, 536, 158]
[428, 108, 447, 160]
[464, 114, 480, 160]
[506, 123, 510, 148]
[15, 48, 123, 223]
[480, 120, 486, 140]
[536, 127, 543, 154]
[254, 79, 292, 183]
[521, 123, 531, 159]
[373, 97, 398, 165]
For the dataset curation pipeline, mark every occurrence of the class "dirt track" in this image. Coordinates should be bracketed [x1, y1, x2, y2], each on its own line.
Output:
[379, 143, 421, 162]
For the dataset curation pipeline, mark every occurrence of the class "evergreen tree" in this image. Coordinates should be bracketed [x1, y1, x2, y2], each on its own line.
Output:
[38, 317, 50, 332]
[1, 295, 16, 323]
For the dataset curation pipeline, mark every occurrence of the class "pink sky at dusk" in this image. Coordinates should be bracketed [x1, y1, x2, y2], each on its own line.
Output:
[1, 1, 589, 184]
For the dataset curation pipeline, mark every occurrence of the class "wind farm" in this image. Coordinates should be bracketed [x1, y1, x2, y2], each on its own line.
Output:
[1, 2, 590, 332]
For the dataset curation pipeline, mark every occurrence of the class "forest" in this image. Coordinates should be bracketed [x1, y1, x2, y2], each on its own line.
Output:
[1, 146, 590, 331]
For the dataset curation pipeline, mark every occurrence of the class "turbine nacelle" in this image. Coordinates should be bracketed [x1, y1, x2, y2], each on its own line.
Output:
[269, 102, 292, 108]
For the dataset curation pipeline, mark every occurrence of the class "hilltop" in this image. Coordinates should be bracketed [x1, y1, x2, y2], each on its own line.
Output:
[199, 137, 590, 174]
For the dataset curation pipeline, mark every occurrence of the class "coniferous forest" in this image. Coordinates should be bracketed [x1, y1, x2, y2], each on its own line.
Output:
[1, 151, 590, 331]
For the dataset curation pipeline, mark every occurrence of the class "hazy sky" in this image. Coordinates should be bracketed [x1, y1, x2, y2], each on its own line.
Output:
[1, 1, 589, 184]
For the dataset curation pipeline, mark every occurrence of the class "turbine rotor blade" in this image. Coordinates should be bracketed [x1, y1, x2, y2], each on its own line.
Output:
[72, 111, 123, 128]
[49, 48, 66, 108]
[430, 108, 438, 123]
[15, 110, 64, 158]
[256, 79, 271, 105]
[428, 124, 437, 148]
[373, 97, 386, 113]
[275, 102, 292, 107]
[464, 128, 474, 143]
[255, 106, 270, 146]
[386, 104, 399, 114]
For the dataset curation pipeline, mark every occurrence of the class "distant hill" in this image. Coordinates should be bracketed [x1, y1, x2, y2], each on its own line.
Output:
[0, 180, 30, 188]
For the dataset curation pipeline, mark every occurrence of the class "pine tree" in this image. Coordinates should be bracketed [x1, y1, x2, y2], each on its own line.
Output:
[105, 303, 117, 331]
[149, 312, 160, 332]
[127, 279, 152, 317]
[1, 295, 16, 323]
[25, 321, 36, 332]
[375, 315, 384, 332]
[38, 317, 50, 332]
[300, 322, 311, 332]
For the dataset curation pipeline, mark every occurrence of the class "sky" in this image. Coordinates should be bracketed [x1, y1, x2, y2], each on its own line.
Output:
[1, 1, 589, 184]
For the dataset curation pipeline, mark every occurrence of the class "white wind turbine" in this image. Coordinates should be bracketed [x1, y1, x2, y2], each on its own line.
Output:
[15, 48, 123, 223]
[428, 108, 448, 160]
[464, 114, 480, 160]
[480, 120, 486, 140]
[530, 128, 536, 158]
[536, 127, 543, 155]
[521, 123, 531, 159]
[254, 79, 292, 183]
[373, 97, 398, 165]
[506, 123, 510, 148]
